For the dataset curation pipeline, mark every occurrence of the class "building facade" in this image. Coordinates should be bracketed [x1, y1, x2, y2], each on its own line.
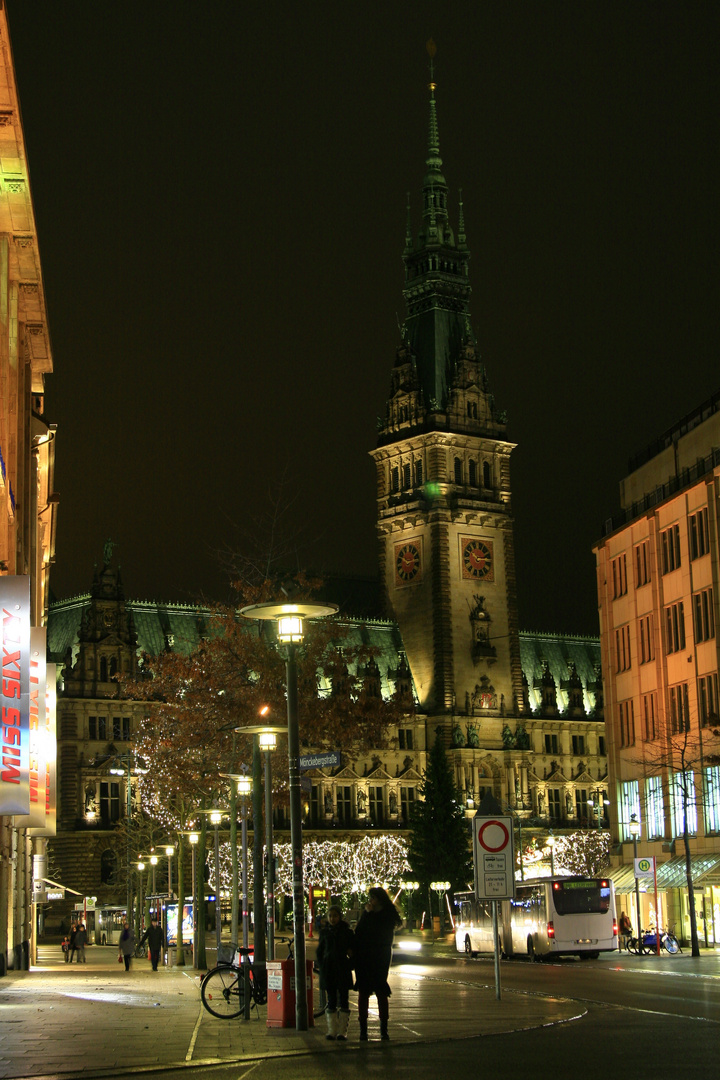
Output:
[0, 7, 57, 975]
[45, 558, 603, 927]
[371, 74, 606, 837]
[42, 68, 609, 929]
[595, 392, 720, 946]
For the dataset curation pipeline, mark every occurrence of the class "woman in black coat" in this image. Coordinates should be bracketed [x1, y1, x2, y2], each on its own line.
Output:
[353, 886, 402, 1041]
[316, 905, 355, 1041]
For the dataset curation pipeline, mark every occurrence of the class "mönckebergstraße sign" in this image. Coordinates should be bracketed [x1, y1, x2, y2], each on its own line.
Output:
[299, 751, 341, 770]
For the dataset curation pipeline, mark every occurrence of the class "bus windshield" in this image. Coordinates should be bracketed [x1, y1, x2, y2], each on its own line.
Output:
[551, 879, 611, 916]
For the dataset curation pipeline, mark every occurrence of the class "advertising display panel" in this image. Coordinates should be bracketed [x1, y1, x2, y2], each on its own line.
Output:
[0, 576, 31, 814]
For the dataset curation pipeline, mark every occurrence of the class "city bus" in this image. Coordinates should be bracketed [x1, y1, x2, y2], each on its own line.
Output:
[455, 876, 618, 960]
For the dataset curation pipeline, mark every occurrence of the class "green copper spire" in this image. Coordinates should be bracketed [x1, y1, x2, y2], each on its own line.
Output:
[401, 42, 472, 412]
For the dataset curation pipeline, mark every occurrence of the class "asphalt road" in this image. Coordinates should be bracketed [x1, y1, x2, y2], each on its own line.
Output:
[159, 949, 720, 1080]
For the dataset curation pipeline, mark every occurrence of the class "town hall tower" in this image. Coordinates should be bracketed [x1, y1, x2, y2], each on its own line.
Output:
[370, 52, 525, 737]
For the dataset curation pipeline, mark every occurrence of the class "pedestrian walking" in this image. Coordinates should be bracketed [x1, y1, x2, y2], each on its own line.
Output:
[353, 886, 402, 1041]
[316, 905, 354, 1041]
[619, 911, 632, 951]
[67, 923, 78, 964]
[140, 916, 166, 970]
[118, 920, 136, 971]
[74, 921, 88, 963]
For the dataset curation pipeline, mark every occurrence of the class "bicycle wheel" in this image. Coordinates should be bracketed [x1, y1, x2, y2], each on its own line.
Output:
[201, 966, 244, 1019]
[664, 933, 680, 954]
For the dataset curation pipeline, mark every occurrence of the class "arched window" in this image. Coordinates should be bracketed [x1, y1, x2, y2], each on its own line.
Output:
[100, 657, 108, 682]
[403, 462, 411, 489]
[454, 457, 462, 485]
[391, 466, 400, 493]
[483, 460, 491, 488]
[109, 657, 118, 678]
[414, 459, 423, 486]
[469, 460, 477, 486]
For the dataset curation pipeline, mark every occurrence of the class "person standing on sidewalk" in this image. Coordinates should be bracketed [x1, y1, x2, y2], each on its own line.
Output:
[140, 916, 166, 971]
[118, 920, 136, 971]
[67, 923, 78, 964]
[74, 921, 88, 963]
[316, 905, 354, 1041]
[353, 887, 402, 1041]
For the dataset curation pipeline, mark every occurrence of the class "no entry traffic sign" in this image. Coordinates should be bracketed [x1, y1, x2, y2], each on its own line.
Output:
[472, 815, 515, 899]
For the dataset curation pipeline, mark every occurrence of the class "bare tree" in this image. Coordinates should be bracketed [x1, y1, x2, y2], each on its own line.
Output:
[631, 700, 720, 957]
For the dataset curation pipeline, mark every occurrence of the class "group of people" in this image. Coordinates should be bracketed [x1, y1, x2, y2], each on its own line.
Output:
[117, 916, 166, 971]
[62, 921, 88, 963]
[316, 886, 403, 1043]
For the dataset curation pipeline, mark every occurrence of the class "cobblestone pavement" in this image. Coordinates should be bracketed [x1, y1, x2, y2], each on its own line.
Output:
[0, 944, 582, 1079]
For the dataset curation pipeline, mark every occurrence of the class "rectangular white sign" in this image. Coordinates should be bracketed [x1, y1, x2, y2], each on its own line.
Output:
[0, 576, 31, 814]
[472, 815, 515, 900]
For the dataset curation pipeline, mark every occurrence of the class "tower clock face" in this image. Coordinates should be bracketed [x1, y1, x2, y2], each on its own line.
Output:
[395, 541, 422, 585]
[461, 537, 494, 581]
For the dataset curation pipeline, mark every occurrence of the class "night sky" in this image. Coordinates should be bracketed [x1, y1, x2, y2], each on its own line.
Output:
[7, 2, 719, 636]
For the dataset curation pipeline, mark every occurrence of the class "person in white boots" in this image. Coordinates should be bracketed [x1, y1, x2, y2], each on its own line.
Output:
[316, 904, 355, 1041]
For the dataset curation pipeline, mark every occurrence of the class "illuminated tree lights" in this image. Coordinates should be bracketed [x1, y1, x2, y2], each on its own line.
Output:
[206, 834, 410, 896]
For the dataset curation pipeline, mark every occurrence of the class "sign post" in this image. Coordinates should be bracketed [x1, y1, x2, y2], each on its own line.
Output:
[472, 816, 515, 1000]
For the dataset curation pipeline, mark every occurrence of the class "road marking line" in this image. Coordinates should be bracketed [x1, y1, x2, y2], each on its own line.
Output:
[185, 1000, 204, 1060]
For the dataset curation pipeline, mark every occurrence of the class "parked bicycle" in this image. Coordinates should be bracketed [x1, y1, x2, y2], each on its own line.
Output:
[200, 938, 293, 1020]
[627, 926, 681, 955]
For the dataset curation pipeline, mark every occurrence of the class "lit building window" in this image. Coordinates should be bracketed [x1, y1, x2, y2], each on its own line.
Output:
[689, 507, 709, 560]
[703, 766, 720, 834]
[645, 776, 665, 838]
[660, 524, 681, 574]
[620, 780, 640, 840]
[670, 771, 697, 837]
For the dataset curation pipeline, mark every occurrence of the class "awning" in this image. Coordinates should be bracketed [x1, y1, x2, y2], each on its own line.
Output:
[608, 853, 720, 893]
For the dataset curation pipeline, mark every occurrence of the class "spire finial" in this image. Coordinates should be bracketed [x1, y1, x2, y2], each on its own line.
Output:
[458, 187, 467, 248]
[405, 192, 413, 252]
[427, 37, 437, 90]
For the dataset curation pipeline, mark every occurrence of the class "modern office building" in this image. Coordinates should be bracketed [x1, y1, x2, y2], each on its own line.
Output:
[0, 6, 57, 974]
[595, 393, 720, 945]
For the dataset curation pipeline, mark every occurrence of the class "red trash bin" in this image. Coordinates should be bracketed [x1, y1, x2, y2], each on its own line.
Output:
[266, 959, 314, 1028]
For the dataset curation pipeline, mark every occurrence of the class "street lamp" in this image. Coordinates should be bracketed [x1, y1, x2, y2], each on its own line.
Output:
[398, 880, 419, 931]
[221, 773, 254, 950]
[430, 881, 451, 938]
[165, 845, 175, 901]
[180, 831, 200, 966]
[240, 600, 338, 1031]
[588, 789, 610, 830]
[629, 814, 642, 943]
[110, 753, 146, 924]
[235, 717, 287, 960]
[547, 833, 556, 878]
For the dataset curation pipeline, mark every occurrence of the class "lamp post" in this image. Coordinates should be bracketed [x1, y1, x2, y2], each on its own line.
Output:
[136, 861, 146, 938]
[398, 879, 419, 931]
[235, 718, 287, 960]
[547, 833, 556, 878]
[240, 600, 337, 1031]
[588, 789, 610, 830]
[210, 811, 224, 949]
[433, 881, 451, 941]
[110, 753, 146, 923]
[259, 731, 278, 959]
[221, 773, 254, 950]
[629, 814, 642, 943]
[165, 845, 175, 901]
[187, 831, 199, 966]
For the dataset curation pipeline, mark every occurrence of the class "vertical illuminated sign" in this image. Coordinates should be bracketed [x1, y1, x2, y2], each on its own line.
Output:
[27, 628, 47, 829]
[43, 664, 57, 835]
[0, 576, 31, 814]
